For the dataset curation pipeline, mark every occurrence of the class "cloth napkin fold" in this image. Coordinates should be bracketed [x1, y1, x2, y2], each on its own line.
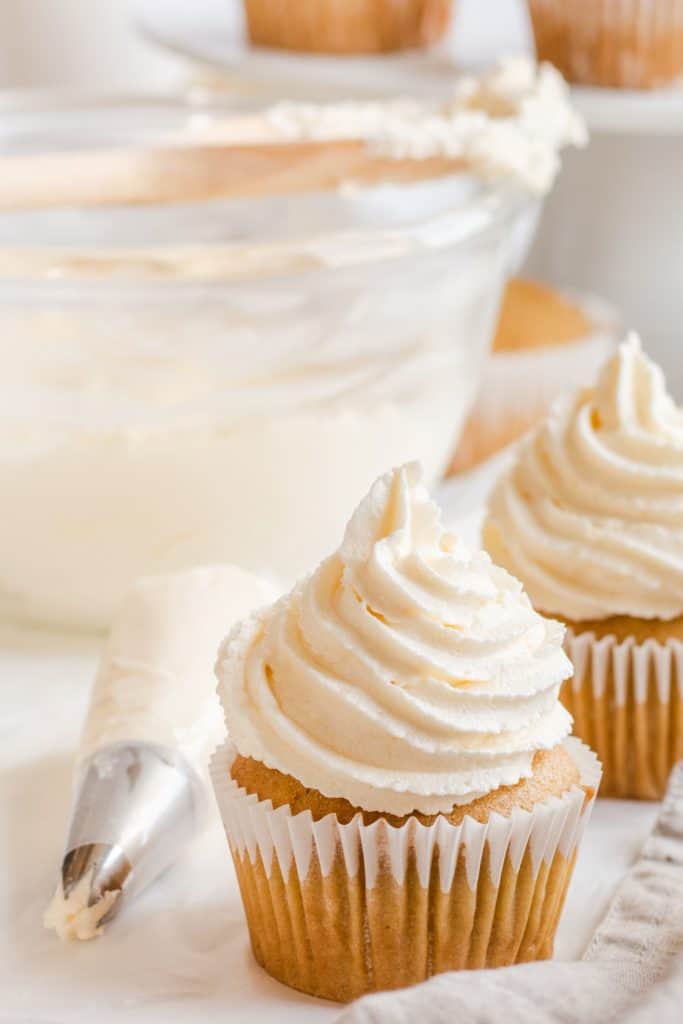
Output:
[337, 763, 683, 1024]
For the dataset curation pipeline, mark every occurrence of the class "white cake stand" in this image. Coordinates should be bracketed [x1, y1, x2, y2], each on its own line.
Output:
[572, 84, 683, 135]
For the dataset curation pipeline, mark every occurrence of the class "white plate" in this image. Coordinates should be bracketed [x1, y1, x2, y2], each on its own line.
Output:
[572, 83, 683, 136]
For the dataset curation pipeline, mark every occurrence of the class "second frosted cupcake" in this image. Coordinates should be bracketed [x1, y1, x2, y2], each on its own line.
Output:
[213, 463, 598, 1000]
[484, 335, 683, 799]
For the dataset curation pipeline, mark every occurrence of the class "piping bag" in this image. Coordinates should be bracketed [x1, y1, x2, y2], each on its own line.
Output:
[44, 564, 277, 941]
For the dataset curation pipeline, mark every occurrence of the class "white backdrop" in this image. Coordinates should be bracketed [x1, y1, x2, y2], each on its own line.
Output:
[0, 0, 185, 89]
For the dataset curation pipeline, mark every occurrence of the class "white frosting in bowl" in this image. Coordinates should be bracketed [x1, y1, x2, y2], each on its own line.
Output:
[217, 463, 572, 815]
[0, 180, 536, 630]
[0, 57, 583, 631]
[484, 335, 683, 622]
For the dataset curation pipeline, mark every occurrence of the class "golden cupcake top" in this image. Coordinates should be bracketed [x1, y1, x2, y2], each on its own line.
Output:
[493, 278, 593, 354]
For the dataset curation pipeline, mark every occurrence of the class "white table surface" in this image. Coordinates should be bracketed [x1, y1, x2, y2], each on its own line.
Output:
[0, 470, 661, 1022]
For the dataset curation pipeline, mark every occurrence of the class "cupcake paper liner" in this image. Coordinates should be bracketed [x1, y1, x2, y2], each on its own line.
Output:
[527, 0, 683, 89]
[210, 738, 599, 1002]
[243, 0, 454, 55]
[451, 292, 618, 473]
[564, 631, 683, 800]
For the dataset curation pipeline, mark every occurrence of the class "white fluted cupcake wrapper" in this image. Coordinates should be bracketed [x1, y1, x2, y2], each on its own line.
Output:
[564, 631, 683, 799]
[211, 737, 598, 893]
[210, 738, 599, 1000]
[567, 630, 683, 704]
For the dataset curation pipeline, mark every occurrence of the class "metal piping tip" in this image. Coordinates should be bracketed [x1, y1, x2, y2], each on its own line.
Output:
[45, 742, 203, 941]
[62, 842, 132, 921]
[44, 843, 130, 942]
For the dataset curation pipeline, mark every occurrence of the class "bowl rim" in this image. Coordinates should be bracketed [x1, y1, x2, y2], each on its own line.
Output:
[0, 92, 539, 287]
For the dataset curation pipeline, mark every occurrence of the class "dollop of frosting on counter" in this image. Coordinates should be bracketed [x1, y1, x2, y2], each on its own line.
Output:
[217, 463, 572, 815]
[44, 876, 119, 942]
[484, 335, 683, 622]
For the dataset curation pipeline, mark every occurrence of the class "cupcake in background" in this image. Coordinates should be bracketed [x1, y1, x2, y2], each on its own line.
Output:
[484, 335, 683, 800]
[212, 463, 599, 1001]
[450, 278, 619, 474]
[243, 0, 454, 54]
[527, 0, 683, 89]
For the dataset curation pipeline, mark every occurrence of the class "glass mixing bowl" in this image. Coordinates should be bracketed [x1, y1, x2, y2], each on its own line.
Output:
[0, 96, 539, 630]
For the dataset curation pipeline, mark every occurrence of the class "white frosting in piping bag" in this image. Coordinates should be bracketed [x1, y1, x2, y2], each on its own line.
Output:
[44, 565, 278, 945]
[79, 565, 278, 771]
[217, 463, 572, 815]
[484, 334, 683, 622]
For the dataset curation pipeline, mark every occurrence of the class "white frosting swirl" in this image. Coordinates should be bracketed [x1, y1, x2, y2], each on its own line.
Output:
[217, 463, 571, 815]
[484, 334, 683, 622]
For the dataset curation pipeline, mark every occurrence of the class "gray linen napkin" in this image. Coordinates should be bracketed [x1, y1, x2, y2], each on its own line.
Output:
[337, 764, 683, 1024]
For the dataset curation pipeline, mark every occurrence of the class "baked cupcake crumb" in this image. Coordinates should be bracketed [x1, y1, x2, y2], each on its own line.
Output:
[231, 743, 583, 827]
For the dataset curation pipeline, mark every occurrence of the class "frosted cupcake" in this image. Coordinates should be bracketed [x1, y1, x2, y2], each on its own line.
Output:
[527, 0, 683, 89]
[243, 0, 454, 55]
[450, 278, 618, 473]
[484, 335, 683, 800]
[212, 463, 599, 1001]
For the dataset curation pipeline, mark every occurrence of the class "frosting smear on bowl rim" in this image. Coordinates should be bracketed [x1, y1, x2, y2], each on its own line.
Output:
[189, 57, 587, 196]
[217, 463, 572, 816]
